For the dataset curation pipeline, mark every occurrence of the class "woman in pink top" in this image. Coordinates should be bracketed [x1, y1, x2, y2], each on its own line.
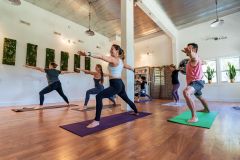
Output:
[181, 43, 210, 123]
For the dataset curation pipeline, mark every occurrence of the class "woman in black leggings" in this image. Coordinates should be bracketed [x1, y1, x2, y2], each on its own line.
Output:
[78, 44, 139, 128]
[25, 62, 73, 109]
[76, 64, 116, 110]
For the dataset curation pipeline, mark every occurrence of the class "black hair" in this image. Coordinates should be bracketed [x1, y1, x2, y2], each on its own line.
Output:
[141, 76, 146, 81]
[112, 44, 125, 60]
[187, 43, 198, 52]
[50, 62, 58, 68]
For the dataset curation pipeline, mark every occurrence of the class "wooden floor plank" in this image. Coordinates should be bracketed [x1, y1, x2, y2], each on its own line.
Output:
[0, 100, 239, 160]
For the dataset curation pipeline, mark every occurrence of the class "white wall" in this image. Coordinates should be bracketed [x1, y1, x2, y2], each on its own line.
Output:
[137, 0, 178, 65]
[177, 12, 240, 102]
[134, 34, 172, 67]
[0, 0, 112, 106]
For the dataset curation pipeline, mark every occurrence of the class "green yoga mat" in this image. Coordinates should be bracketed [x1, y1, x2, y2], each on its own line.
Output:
[168, 111, 218, 129]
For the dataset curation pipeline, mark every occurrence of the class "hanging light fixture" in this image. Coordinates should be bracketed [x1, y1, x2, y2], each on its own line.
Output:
[85, 2, 95, 36]
[8, 0, 21, 6]
[210, 0, 224, 27]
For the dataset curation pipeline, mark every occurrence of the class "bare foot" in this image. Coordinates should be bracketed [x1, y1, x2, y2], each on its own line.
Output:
[197, 109, 210, 113]
[79, 106, 87, 111]
[129, 112, 139, 116]
[187, 117, 198, 123]
[23, 105, 42, 109]
[87, 121, 100, 128]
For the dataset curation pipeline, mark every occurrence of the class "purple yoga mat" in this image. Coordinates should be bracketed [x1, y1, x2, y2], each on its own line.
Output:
[60, 112, 151, 137]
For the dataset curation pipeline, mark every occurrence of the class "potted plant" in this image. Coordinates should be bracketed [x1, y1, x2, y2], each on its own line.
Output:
[226, 63, 236, 83]
[204, 66, 215, 84]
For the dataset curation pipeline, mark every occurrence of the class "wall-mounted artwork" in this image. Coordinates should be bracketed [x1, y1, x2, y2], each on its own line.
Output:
[45, 48, 55, 68]
[74, 54, 80, 72]
[60, 51, 69, 71]
[26, 43, 38, 66]
[85, 57, 91, 70]
[2, 38, 17, 65]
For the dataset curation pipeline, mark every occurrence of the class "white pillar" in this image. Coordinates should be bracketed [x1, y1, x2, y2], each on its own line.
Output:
[121, 0, 134, 111]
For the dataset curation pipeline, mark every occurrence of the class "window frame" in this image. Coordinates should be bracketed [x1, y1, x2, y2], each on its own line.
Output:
[219, 56, 240, 83]
[202, 59, 218, 84]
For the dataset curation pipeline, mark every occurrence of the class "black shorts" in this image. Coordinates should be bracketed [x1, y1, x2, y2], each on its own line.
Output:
[188, 80, 204, 97]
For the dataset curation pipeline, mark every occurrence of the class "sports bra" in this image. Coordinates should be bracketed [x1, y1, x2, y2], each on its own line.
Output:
[108, 59, 123, 78]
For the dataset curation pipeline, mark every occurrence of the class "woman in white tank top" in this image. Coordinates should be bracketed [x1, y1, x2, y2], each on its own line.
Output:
[78, 44, 139, 128]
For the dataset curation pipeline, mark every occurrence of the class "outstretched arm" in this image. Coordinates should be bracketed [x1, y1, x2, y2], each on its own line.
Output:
[61, 71, 75, 74]
[78, 51, 116, 64]
[124, 63, 135, 72]
[24, 65, 45, 72]
[103, 73, 111, 77]
[182, 48, 198, 63]
[75, 68, 97, 75]
[181, 48, 197, 62]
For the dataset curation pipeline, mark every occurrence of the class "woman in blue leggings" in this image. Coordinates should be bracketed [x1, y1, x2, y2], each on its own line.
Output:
[169, 64, 183, 104]
[76, 64, 116, 110]
[78, 44, 139, 128]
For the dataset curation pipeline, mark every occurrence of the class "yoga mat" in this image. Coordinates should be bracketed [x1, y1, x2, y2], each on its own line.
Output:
[168, 111, 218, 129]
[71, 104, 121, 112]
[11, 104, 78, 112]
[233, 106, 240, 110]
[60, 112, 151, 137]
[134, 99, 152, 103]
[161, 102, 186, 107]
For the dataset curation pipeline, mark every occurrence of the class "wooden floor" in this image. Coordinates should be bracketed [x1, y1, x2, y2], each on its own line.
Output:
[0, 100, 240, 160]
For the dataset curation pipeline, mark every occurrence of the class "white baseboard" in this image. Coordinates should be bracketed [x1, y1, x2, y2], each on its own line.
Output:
[0, 97, 89, 107]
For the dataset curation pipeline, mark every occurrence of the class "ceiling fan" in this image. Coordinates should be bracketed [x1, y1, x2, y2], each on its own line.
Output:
[210, 0, 224, 27]
[205, 36, 227, 41]
[8, 0, 21, 5]
[85, 1, 95, 36]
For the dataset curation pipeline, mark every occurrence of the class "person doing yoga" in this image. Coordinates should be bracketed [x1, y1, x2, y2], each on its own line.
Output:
[78, 44, 139, 128]
[76, 64, 116, 110]
[25, 62, 73, 109]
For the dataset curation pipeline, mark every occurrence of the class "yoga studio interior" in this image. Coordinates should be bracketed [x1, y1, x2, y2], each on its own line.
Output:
[0, 0, 240, 159]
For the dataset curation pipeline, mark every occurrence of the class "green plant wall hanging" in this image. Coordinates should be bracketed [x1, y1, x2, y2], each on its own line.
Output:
[74, 54, 80, 72]
[26, 43, 38, 66]
[45, 48, 55, 68]
[2, 38, 17, 65]
[85, 57, 91, 70]
[60, 51, 69, 71]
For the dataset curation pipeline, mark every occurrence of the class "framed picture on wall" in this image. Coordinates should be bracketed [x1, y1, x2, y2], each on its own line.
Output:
[85, 56, 91, 70]
[26, 43, 38, 66]
[45, 48, 55, 68]
[74, 54, 80, 72]
[60, 51, 69, 71]
[2, 38, 17, 65]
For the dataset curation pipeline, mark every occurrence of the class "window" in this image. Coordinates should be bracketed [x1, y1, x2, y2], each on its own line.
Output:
[202, 60, 217, 83]
[220, 56, 240, 82]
